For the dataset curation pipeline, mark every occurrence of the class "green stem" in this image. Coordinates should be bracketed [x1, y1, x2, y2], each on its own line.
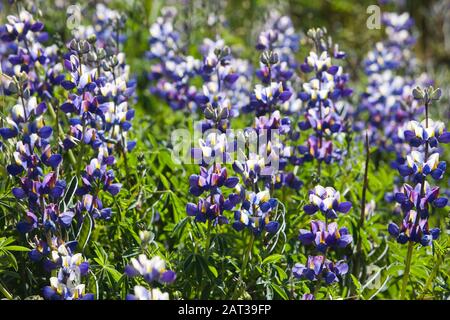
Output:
[241, 233, 255, 278]
[400, 241, 414, 299]
[197, 220, 213, 299]
[419, 256, 441, 299]
[401, 98, 430, 300]
[0, 280, 13, 300]
[232, 233, 255, 299]
[204, 219, 212, 259]
[353, 131, 370, 283]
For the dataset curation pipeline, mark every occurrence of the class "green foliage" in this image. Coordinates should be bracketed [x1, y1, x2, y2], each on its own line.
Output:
[0, 0, 449, 301]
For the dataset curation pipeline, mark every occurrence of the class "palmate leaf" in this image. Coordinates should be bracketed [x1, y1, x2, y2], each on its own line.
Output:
[0, 237, 30, 271]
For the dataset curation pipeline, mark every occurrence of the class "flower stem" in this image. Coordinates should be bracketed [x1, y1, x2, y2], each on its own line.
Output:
[400, 241, 414, 299]
[197, 219, 212, 299]
[204, 219, 212, 259]
[419, 255, 441, 299]
[232, 233, 255, 299]
[241, 233, 255, 278]
[401, 97, 430, 300]
[353, 131, 370, 281]
[0, 280, 13, 300]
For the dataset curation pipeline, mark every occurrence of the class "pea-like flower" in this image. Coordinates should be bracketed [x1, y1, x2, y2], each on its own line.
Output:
[297, 136, 334, 164]
[250, 82, 292, 116]
[232, 190, 279, 235]
[42, 245, 92, 300]
[300, 51, 332, 73]
[300, 76, 335, 103]
[188, 164, 239, 197]
[388, 210, 440, 246]
[394, 182, 447, 218]
[298, 106, 342, 133]
[1, 10, 44, 41]
[293, 255, 348, 284]
[402, 119, 450, 147]
[186, 193, 240, 225]
[125, 254, 176, 284]
[126, 286, 169, 300]
[303, 185, 352, 218]
[398, 151, 446, 181]
[298, 220, 352, 252]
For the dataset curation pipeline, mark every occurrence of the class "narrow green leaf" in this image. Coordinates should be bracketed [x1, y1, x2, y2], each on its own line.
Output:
[271, 283, 288, 300]
[77, 214, 93, 251]
[262, 254, 284, 265]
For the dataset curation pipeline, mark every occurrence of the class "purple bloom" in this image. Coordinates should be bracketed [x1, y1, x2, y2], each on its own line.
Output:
[304, 185, 352, 218]
[125, 254, 176, 284]
[299, 220, 352, 252]
[232, 190, 279, 235]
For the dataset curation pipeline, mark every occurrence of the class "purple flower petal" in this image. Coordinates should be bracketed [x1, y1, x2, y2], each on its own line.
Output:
[337, 201, 352, 213]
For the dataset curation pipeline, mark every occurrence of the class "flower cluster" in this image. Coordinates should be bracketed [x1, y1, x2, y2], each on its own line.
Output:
[295, 28, 352, 167]
[358, 12, 430, 154]
[293, 255, 349, 285]
[388, 86, 448, 246]
[185, 40, 243, 226]
[303, 186, 352, 218]
[294, 185, 352, 297]
[125, 254, 175, 300]
[0, 10, 68, 269]
[42, 244, 93, 300]
[251, 11, 301, 115]
[232, 190, 279, 235]
[147, 7, 200, 111]
[0, 5, 136, 300]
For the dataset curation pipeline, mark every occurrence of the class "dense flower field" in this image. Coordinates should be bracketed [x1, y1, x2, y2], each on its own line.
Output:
[0, 0, 449, 301]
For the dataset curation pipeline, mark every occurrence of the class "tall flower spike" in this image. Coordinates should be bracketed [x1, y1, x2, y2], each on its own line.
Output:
[294, 185, 353, 297]
[295, 28, 352, 173]
[388, 86, 447, 247]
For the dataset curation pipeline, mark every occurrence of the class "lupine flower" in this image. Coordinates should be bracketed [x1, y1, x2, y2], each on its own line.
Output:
[302, 293, 315, 300]
[398, 151, 446, 181]
[357, 11, 429, 158]
[388, 85, 446, 247]
[303, 186, 352, 218]
[251, 11, 300, 115]
[125, 254, 176, 284]
[1, 7, 136, 303]
[77, 152, 122, 197]
[232, 190, 279, 234]
[388, 210, 440, 245]
[250, 82, 292, 116]
[42, 245, 92, 300]
[147, 7, 201, 111]
[126, 286, 169, 300]
[232, 154, 267, 186]
[298, 220, 352, 252]
[298, 107, 342, 133]
[293, 255, 348, 284]
[294, 184, 352, 293]
[186, 193, 240, 225]
[188, 164, 239, 197]
[295, 28, 352, 168]
[402, 119, 450, 147]
[394, 182, 448, 218]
